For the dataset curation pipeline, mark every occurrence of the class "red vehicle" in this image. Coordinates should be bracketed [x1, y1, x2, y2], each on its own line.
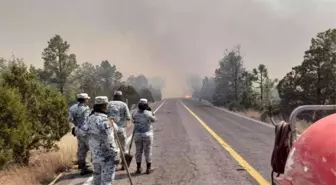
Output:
[271, 105, 336, 185]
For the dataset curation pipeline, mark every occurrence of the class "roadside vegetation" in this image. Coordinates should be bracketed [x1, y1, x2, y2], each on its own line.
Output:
[0, 134, 76, 185]
[192, 28, 336, 128]
[0, 35, 164, 184]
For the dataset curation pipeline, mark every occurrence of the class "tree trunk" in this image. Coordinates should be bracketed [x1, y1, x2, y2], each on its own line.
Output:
[59, 84, 64, 94]
[316, 64, 321, 105]
[260, 72, 264, 107]
[13, 145, 30, 166]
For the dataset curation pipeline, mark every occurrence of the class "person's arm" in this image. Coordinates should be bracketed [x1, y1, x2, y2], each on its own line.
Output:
[81, 119, 89, 132]
[131, 110, 136, 123]
[100, 118, 117, 156]
[83, 107, 91, 120]
[68, 108, 74, 123]
[112, 121, 119, 131]
[80, 107, 91, 132]
[108, 117, 119, 131]
[146, 110, 157, 123]
[69, 109, 77, 136]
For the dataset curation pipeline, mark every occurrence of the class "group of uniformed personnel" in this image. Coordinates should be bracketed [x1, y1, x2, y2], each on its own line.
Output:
[69, 91, 157, 184]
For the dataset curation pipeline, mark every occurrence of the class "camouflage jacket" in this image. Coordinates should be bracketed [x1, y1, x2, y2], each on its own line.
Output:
[69, 103, 90, 128]
[86, 113, 118, 162]
[107, 100, 131, 128]
[132, 110, 156, 134]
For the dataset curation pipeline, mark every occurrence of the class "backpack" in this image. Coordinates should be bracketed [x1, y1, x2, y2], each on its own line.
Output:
[270, 121, 293, 184]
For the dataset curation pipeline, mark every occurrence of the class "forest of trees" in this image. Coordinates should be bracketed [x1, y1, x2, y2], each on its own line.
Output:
[194, 28, 336, 122]
[0, 34, 164, 169]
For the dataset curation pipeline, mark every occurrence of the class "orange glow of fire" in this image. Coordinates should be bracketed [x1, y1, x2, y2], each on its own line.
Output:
[184, 95, 191, 99]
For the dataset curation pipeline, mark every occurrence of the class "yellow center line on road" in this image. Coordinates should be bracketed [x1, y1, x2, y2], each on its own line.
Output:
[180, 101, 270, 185]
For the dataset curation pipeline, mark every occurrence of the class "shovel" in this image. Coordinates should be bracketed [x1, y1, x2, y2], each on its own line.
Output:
[125, 127, 136, 167]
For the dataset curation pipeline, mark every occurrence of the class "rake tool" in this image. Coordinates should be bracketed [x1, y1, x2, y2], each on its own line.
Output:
[110, 120, 133, 185]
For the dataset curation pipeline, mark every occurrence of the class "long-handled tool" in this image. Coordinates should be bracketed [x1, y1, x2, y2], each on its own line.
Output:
[110, 120, 133, 185]
[125, 127, 136, 167]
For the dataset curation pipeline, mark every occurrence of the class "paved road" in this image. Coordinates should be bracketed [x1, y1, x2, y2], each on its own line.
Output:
[55, 98, 274, 185]
[182, 99, 274, 183]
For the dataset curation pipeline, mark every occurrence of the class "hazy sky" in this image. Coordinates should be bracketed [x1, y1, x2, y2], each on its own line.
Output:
[0, 0, 335, 97]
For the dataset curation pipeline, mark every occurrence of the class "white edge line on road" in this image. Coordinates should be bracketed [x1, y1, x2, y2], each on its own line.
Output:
[214, 106, 274, 128]
[191, 99, 274, 128]
[153, 101, 166, 114]
[83, 100, 166, 185]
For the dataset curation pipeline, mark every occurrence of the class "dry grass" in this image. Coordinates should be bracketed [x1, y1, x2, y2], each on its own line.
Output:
[0, 103, 157, 185]
[296, 120, 311, 134]
[0, 133, 77, 185]
[237, 109, 312, 133]
[238, 109, 262, 120]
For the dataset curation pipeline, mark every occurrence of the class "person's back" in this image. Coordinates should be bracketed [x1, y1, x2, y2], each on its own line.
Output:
[106, 91, 131, 171]
[133, 109, 156, 135]
[87, 112, 118, 162]
[132, 98, 156, 174]
[107, 100, 130, 127]
[69, 102, 90, 128]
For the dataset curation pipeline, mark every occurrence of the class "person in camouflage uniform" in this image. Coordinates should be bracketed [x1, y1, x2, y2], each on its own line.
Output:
[69, 93, 93, 175]
[86, 96, 119, 185]
[107, 91, 131, 170]
[132, 98, 157, 174]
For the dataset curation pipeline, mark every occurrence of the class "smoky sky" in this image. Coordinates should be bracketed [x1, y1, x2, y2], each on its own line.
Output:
[0, 0, 335, 97]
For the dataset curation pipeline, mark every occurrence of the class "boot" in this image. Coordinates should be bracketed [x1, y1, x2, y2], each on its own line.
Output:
[120, 157, 126, 170]
[78, 162, 85, 170]
[79, 162, 93, 176]
[80, 168, 93, 176]
[136, 162, 142, 174]
[146, 163, 154, 174]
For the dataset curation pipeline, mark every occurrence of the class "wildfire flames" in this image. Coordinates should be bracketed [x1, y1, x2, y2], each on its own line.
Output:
[184, 95, 191, 99]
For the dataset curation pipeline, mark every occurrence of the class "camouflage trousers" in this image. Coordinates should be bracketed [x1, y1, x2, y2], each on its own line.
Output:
[92, 158, 116, 185]
[134, 133, 154, 163]
[77, 134, 90, 168]
[114, 129, 127, 162]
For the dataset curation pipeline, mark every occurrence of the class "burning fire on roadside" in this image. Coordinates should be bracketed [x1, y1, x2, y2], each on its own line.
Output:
[184, 95, 191, 99]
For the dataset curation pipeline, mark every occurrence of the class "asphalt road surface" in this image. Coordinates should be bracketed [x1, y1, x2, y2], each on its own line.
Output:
[55, 98, 275, 185]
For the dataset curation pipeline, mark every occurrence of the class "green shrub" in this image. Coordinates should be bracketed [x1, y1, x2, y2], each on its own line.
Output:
[0, 59, 69, 166]
[0, 87, 31, 168]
